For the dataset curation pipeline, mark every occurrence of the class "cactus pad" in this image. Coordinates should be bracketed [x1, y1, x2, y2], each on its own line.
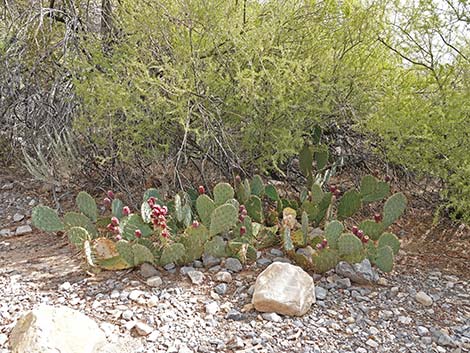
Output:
[63, 212, 98, 237]
[160, 243, 186, 265]
[250, 175, 265, 196]
[291, 229, 307, 247]
[246, 195, 263, 223]
[311, 184, 324, 205]
[359, 220, 385, 240]
[196, 194, 216, 226]
[76, 191, 98, 222]
[299, 144, 313, 176]
[179, 224, 209, 262]
[337, 190, 362, 219]
[204, 236, 226, 258]
[121, 214, 153, 240]
[32, 205, 64, 232]
[143, 188, 162, 203]
[360, 175, 390, 202]
[324, 220, 344, 249]
[313, 248, 340, 273]
[265, 184, 279, 201]
[383, 192, 407, 227]
[338, 233, 365, 263]
[378, 232, 400, 255]
[255, 225, 280, 249]
[132, 243, 155, 265]
[375, 245, 394, 272]
[67, 227, 90, 247]
[111, 198, 124, 219]
[213, 183, 235, 206]
[282, 227, 295, 254]
[314, 146, 329, 170]
[116, 240, 135, 266]
[209, 204, 237, 237]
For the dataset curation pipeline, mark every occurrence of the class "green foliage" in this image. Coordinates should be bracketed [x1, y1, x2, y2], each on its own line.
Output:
[111, 199, 123, 219]
[204, 236, 226, 258]
[246, 195, 264, 223]
[196, 195, 216, 227]
[338, 233, 365, 263]
[313, 249, 340, 273]
[378, 232, 400, 255]
[32, 206, 64, 232]
[121, 214, 153, 240]
[359, 220, 385, 241]
[375, 246, 394, 273]
[67, 227, 90, 247]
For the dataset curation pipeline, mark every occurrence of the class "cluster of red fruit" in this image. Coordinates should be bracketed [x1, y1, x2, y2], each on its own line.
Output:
[352, 226, 369, 243]
[316, 238, 328, 250]
[107, 216, 122, 240]
[147, 197, 169, 238]
[329, 185, 341, 198]
[238, 204, 248, 235]
[103, 190, 114, 207]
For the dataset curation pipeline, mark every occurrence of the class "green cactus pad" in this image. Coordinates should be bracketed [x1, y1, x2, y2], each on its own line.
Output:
[255, 225, 280, 249]
[246, 195, 263, 223]
[313, 248, 340, 273]
[360, 175, 390, 203]
[250, 175, 265, 196]
[182, 204, 192, 227]
[383, 192, 407, 227]
[324, 220, 344, 248]
[378, 232, 400, 255]
[160, 243, 186, 266]
[76, 191, 98, 222]
[282, 227, 295, 253]
[143, 188, 162, 203]
[175, 194, 183, 222]
[132, 243, 155, 265]
[311, 184, 324, 205]
[32, 205, 64, 232]
[338, 233, 365, 263]
[209, 204, 237, 237]
[291, 229, 307, 247]
[293, 252, 313, 270]
[265, 184, 279, 201]
[359, 220, 385, 240]
[375, 245, 394, 272]
[196, 194, 216, 227]
[67, 227, 90, 247]
[121, 214, 153, 240]
[141, 201, 152, 223]
[111, 199, 124, 219]
[116, 240, 135, 266]
[337, 190, 362, 220]
[136, 238, 161, 258]
[314, 145, 329, 170]
[301, 211, 309, 238]
[235, 179, 250, 204]
[365, 242, 377, 263]
[179, 224, 209, 263]
[204, 236, 226, 258]
[299, 144, 313, 176]
[213, 183, 235, 206]
[63, 212, 98, 237]
[226, 198, 240, 210]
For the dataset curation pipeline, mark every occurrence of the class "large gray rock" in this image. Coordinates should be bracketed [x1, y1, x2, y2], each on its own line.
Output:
[335, 259, 379, 284]
[252, 262, 315, 316]
[9, 305, 107, 353]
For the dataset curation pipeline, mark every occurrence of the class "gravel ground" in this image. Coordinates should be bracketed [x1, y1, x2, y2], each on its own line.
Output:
[1, 177, 469, 353]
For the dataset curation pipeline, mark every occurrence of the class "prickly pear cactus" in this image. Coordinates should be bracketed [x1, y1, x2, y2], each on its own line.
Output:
[196, 194, 216, 227]
[132, 243, 155, 265]
[360, 175, 390, 203]
[111, 198, 124, 219]
[375, 245, 394, 272]
[255, 225, 279, 249]
[291, 229, 307, 248]
[32, 205, 64, 232]
[282, 227, 295, 254]
[236, 179, 251, 204]
[314, 146, 329, 170]
[213, 183, 235, 206]
[359, 220, 385, 241]
[76, 191, 98, 222]
[324, 220, 343, 249]
[338, 233, 365, 263]
[337, 190, 362, 220]
[121, 214, 153, 240]
[116, 240, 135, 267]
[246, 195, 263, 223]
[299, 144, 313, 176]
[378, 232, 400, 255]
[160, 243, 186, 266]
[90, 238, 130, 270]
[204, 236, 226, 258]
[209, 204, 237, 237]
[311, 184, 324, 205]
[67, 227, 90, 247]
[250, 175, 265, 196]
[63, 212, 98, 237]
[313, 248, 340, 273]
[265, 184, 279, 202]
[383, 193, 407, 227]
[179, 224, 209, 263]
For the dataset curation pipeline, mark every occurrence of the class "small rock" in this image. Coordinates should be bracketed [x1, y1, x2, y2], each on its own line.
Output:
[133, 322, 153, 336]
[336, 278, 351, 289]
[193, 260, 203, 268]
[146, 276, 163, 287]
[13, 213, 25, 222]
[0, 228, 11, 237]
[315, 287, 328, 300]
[225, 309, 244, 321]
[121, 310, 134, 320]
[59, 282, 72, 291]
[416, 291, 433, 306]
[377, 277, 388, 286]
[224, 258, 243, 272]
[2, 182, 14, 190]
[188, 271, 205, 285]
[147, 330, 159, 342]
[147, 296, 159, 307]
[205, 302, 219, 315]
[214, 283, 228, 295]
[180, 266, 195, 275]
[203, 254, 221, 268]
[215, 271, 232, 283]
[261, 312, 282, 322]
[256, 258, 272, 267]
[366, 339, 379, 348]
[356, 348, 367, 353]
[28, 199, 36, 206]
[398, 316, 413, 325]
[164, 263, 175, 271]
[15, 225, 32, 236]
[140, 263, 160, 278]
[129, 290, 143, 301]
[0, 333, 7, 346]
[270, 249, 284, 257]
[418, 326, 430, 336]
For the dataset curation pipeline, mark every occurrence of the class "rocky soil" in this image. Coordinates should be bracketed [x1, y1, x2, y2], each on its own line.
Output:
[0, 174, 469, 353]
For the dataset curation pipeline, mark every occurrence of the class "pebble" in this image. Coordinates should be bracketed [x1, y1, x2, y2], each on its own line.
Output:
[164, 263, 176, 271]
[0, 228, 11, 237]
[15, 225, 32, 236]
[226, 309, 244, 321]
[122, 310, 134, 320]
[215, 271, 232, 283]
[129, 290, 143, 301]
[214, 283, 228, 295]
[417, 326, 429, 336]
[224, 258, 243, 272]
[146, 276, 162, 287]
[59, 282, 71, 291]
[366, 339, 379, 348]
[205, 302, 219, 315]
[416, 291, 433, 306]
[133, 321, 153, 336]
[315, 286, 328, 300]
[188, 271, 205, 285]
[180, 266, 195, 275]
[203, 254, 220, 268]
[262, 312, 282, 322]
[0, 333, 7, 346]
[140, 263, 160, 278]
[13, 213, 25, 222]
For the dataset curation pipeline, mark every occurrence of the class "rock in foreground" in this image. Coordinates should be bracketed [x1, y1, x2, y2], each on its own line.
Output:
[252, 262, 315, 316]
[9, 305, 107, 353]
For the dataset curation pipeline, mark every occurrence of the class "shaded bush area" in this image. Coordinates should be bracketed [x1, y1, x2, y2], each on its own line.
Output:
[1, 0, 469, 222]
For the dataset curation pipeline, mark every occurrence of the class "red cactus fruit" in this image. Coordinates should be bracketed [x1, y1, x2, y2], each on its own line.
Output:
[374, 213, 382, 223]
[352, 226, 359, 235]
[321, 239, 328, 247]
[115, 235, 122, 241]
[103, 197, 112, 207]
[192, 220, 200, 228]
[198, 185, 205, 194]
[316, 243, 323, 250]
[240, 226, 246, 235]
[106, 223, 115, 232]
[107, 190, 115, 199]
[111, 217, 119, 226]
[385, 175, 391, 182]
[235, 175, 241, 184]
[357, 229, 364, 239]
[329, 185, 337, 193]
[362, 235, 369, 243]
[135, 229, 142, 238]
[123, 206, 131, 216]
